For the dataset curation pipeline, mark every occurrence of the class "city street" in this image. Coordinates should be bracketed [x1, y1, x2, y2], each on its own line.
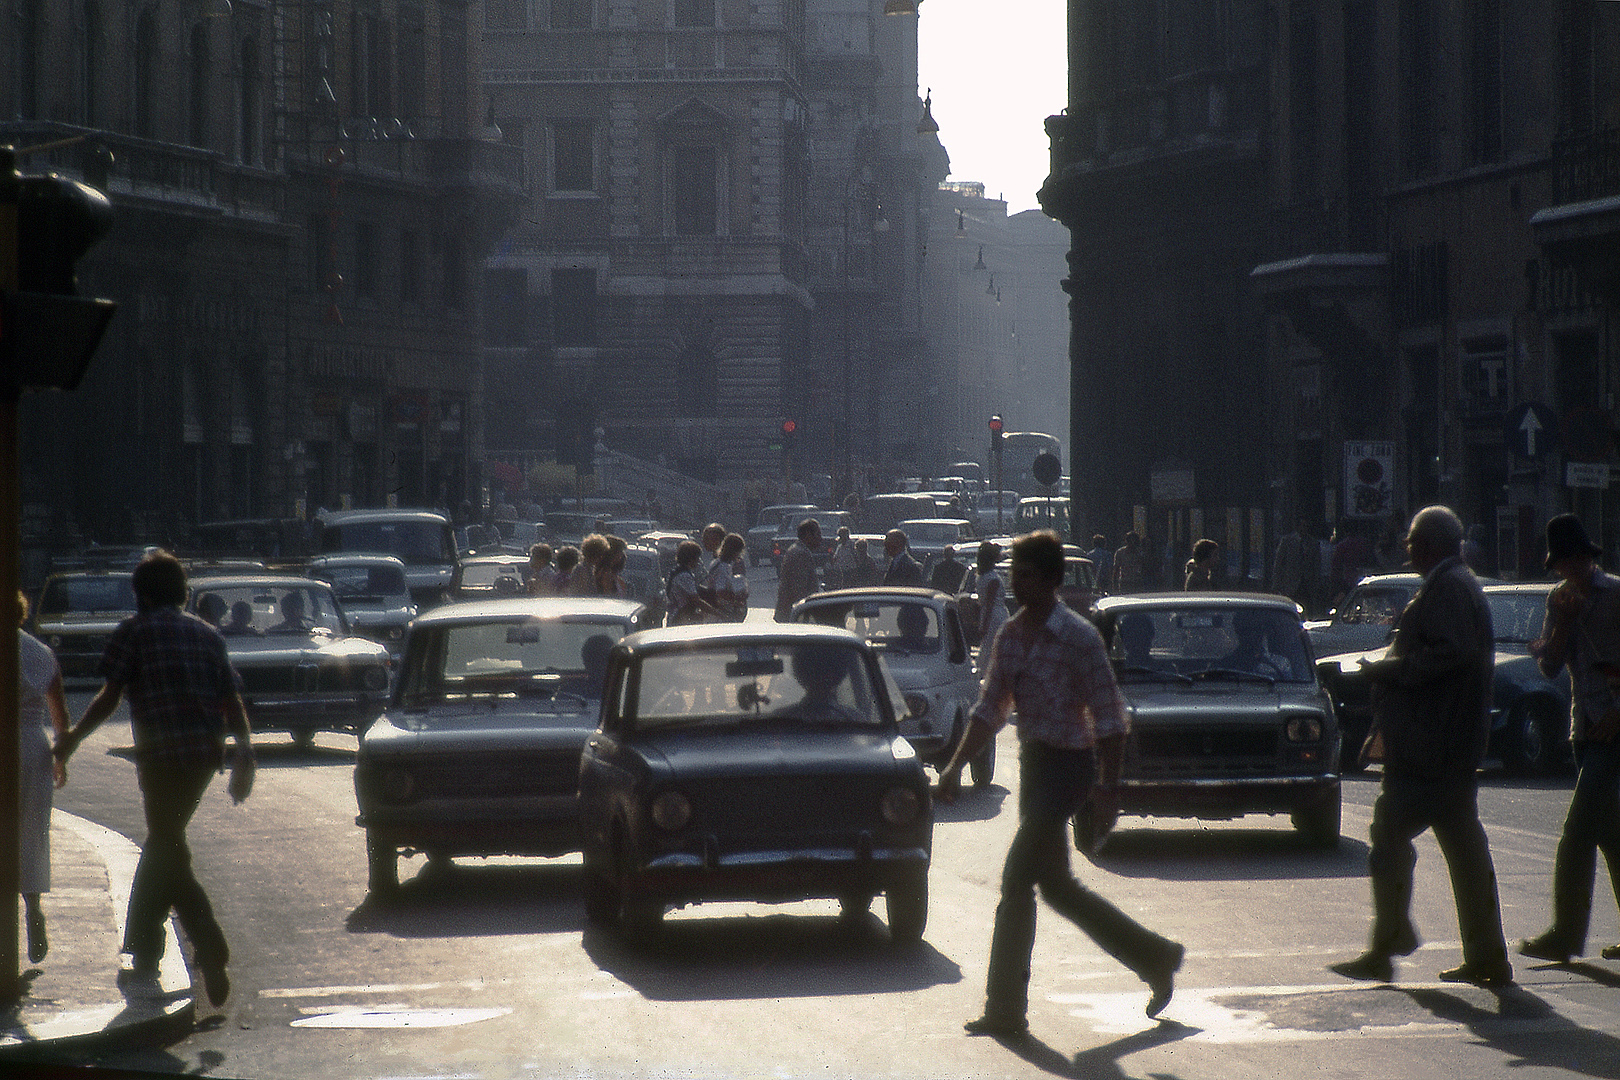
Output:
[40, 567, 1620, 1079]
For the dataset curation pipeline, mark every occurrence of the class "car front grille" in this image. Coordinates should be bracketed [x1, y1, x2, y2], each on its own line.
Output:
[687, 775, 891, 836]
[1132, 727, 1280, 775]
[238, 664, 381, 695]
[383, 749, 584, 802]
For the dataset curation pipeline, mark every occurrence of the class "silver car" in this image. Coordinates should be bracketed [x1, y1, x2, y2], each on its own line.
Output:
[307, 554, 417, 657]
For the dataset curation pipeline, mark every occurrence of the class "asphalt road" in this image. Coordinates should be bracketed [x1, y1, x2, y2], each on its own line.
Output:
[39, 570, 1620, 1079]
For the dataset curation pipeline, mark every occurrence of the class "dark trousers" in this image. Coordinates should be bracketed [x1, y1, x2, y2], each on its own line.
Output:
[1367, 770, 1508, 968]
[125, 761, 229, 970]
[983, 741, 1181, 1019]
[1546, 740, 1620, 952]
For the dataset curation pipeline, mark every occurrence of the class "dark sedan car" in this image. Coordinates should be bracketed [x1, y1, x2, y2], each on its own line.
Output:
[1316, 581, 1572, 776]
[578, 624, 933, 943]
[188, 575, 394, 747]
[355, 596, 654, 894]
[1089, 593, 1342, 850]
[30, 570, 138, 680]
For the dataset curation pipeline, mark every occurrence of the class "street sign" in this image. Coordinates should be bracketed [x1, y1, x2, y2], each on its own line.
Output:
[1566, 461, 1611, 489]
[1343, 441, 1393, 518]
[1031, 451, 1061, 488]
[1505, 401, 1559, 459]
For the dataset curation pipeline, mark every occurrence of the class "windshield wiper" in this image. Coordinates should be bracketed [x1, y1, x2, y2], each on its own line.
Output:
[1192, 667, 1277, 685]
[1116, 665, 1193, 684]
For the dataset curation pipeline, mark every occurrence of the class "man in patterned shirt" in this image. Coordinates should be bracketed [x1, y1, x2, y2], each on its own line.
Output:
[937, 531, 1184, 1037]
[56, 551, 253, 1008]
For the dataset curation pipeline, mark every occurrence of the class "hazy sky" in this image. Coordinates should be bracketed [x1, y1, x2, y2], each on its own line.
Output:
[916, 0, 1068, 213]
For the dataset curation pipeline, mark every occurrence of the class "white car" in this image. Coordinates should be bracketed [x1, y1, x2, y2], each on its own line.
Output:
[792, 586, 993, 788]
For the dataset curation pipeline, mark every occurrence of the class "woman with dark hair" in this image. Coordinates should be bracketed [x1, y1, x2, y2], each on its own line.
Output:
[666, 540, 718, 626]
[972, 540, 1008, 651]
[707, 533, 749, 621]
[1184, 538, 1220, 591]
[17, 590, 68, 963]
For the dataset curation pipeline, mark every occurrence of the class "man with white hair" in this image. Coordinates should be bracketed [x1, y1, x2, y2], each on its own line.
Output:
[1330, 505, 1512, 986]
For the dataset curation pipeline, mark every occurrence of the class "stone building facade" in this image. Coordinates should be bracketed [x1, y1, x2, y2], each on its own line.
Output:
[4, 0, 520, 561]
[1043, 0, 1620, 581]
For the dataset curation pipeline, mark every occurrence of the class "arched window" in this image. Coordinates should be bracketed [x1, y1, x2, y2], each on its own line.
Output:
[190, 22, 210, 147]
[134, 9, 158, 138]
[239, 37, 260, 165]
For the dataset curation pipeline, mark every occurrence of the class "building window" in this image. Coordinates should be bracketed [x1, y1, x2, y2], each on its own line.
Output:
[351, 10, 391, 118]
[354, 221, 377, 298]
[673, 0, 714, 27]
[399, 6, 425, 120]
[239, 37, 260, 165]
[1288, 1, 1318, 203]
[668, 144, 719, 235]
[551, 268, 597, 346]
[551, 121, 595, 192]
[551, 0, 591, 28]
[189, 23, 210, 147]
[135, 9, 158, 139]
[1557, 0, 1595, 134]
[1470, 0, 1503, 164]
[401, 229, 421, 303]
[440, 6, 468, 137]
[1399, 0, 1439, 177]
[442, 231, 466, 310]
[484, 269, 528, 346]
[310, 214, 332, 295]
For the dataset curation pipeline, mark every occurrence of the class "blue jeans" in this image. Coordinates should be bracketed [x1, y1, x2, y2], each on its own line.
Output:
[982, 741, 1181, 1019]
[125, 761, 229, 971]
[1545, 740, 1620, 952]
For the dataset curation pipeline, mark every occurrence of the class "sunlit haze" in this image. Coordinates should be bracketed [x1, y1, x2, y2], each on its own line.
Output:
[917, 0, 1068, 213]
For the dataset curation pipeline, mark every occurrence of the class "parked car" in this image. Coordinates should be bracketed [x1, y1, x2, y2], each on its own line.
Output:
[851, 492, 938, 537]
[355, 596, 654, 894]
[30, 570, 138, 680]
[1317, 581, 1573, 777]
[577, 623, 934, 942]
[457, 553, 531, 598]
[747, 504, 818, 567]
[1304, 573, 1423, 660]
[187, 574, 394, 746]
[1013, 496, 1070, 536]
[896, 518, 977, 575]
[957, 552, 1099, 644]
[316, 509, 460, 609]
[792, 586, 993, 786]
[1088, 594, 1342, 850]
[620, 544, 670, 625]
[306, 554, 417, 657]
[969, 490, 1020, 535]
[769, 510, 852, 570]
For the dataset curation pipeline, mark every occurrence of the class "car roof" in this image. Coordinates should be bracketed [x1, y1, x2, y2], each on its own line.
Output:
[1351, 573, 1422, 587]
[1483, 581, 1555, 593]
[318, 509, 450, 524]
[190, 574, 330, 590]
[413, 596, 648, 625]
[461, 553, 529, 565]
[307, 554, 408, 568]
[1095, 592, 1302, 615]
[797, 586, 952, 605]
[618, 622, 868, 652]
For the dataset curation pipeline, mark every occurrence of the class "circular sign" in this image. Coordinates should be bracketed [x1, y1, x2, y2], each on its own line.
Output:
[1031, 451, 1062, 488]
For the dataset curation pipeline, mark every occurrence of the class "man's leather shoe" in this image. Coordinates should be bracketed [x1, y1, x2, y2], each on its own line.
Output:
[1438, 962, 1513, 987]
[964, 1014, 1028, 1038]
[200, 960, 230, 1006]
[1601, 944, 1620, 961]
[1519, 933, 1575, 963]
[1144, 942, 1184, 1018]
[1330, 951, 1394, 982]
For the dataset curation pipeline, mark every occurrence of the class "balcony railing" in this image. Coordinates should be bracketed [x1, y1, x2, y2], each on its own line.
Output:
[1550, 127, 1620, 205]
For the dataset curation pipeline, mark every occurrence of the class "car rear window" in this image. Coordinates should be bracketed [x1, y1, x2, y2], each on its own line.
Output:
[1107, 606, 1312, 682]
[38, 576, 137, 617]
[800, 601, 942, 656]
[629, 642, 886, 730]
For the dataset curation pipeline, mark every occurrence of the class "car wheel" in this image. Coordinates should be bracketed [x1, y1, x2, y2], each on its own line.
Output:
[1292, 796, 1342, 850]
[614, 837, 662, 935]
[839, 892, 874, 924]
[583, 865, 617, 925]
[970, 736, 995, 789]
[293, 728, 316, 751]
[366, 830, 399, 896]
[1503, 699, 1559, 777]
[885, 869, 928, 945]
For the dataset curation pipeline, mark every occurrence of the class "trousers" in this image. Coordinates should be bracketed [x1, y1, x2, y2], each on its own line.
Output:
[1366, 769, 1508, 968]
[1546, 740, 1620, 952]
[124, 760, 229, 971]
[983, 741, 1181, 1019]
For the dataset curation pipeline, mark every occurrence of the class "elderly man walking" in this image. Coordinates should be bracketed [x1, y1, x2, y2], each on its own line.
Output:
[1330, 505, 1512, 986]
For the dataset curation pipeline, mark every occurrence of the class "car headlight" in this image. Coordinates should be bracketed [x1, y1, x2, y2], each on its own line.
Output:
[377, 765, 415, 802]
[387, 626, 404, 640]
[1285, 715, 1324, 742]
[880, 786, 922, 826]
[902, 693, 929, 719]
[361, 665, 390, 692]
[48, 635, 62, 649]
[650, 790, 691, 831]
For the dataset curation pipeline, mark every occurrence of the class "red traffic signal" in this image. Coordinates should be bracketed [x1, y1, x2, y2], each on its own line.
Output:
[781, 419, 797, 435]
[988, 414, 1004, 436]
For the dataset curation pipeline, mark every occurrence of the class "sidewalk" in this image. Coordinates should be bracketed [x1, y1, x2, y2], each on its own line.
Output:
[0, 810, 194, 1063]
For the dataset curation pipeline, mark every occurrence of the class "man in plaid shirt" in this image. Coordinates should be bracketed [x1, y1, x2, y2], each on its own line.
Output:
[938, 531, 1184, 1037]
[56, 551, 253, 1008]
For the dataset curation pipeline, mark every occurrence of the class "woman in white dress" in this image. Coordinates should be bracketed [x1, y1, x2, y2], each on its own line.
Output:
[706, 533, 750, 621]
[973, 541, 1008, 654]
[19, 592, 69, 964]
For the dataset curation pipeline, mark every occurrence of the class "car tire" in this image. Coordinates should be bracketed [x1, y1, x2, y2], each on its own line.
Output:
[970, 736, 995, 789]
[613, 837, 662, 936]
[584, 868, 617, 925]
[1292, 796, 1342, 850]
[1503, 699, 1559, 777]
[293, 728, 316, 751]
[885, 869, 928, 945]
[366, 830, 399, 896]
[839, 892, 874, 923]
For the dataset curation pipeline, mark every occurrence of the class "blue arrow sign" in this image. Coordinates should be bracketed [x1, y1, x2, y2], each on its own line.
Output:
[1505, 402, 1559, 459]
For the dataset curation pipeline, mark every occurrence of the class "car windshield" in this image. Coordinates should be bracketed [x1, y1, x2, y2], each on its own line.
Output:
[1107, 606, 1312, 683]
[322, 520, 455, 565]
[193, 584, 346, 636]
[38, 576, 137, 617]
[402, 618, 628, 704]
[628, 641, 887, 731]
[461, 562, 527, 592]
[800, 600, 942, 656]
[1336, 586, 1410, 625]
[1488, 591, 1549, 644]
[314, 565, 408, 603]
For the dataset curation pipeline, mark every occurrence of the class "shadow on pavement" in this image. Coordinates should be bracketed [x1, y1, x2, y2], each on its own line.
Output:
[990, 1017, 1196, 1079]
[345, 859, 586, 938]
[931, 783, 1010, 824]
[581, 909, 963, 1002]
[1086, 827, 1370, 882]
[1402, 984, 1620, 1080]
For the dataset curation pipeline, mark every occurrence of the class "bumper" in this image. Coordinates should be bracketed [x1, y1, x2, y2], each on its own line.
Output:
[632, 843, 931, 905]
[248, 695, 388, 733]
[1119, 775, 1340, 821]
[358, 807, 581, 858]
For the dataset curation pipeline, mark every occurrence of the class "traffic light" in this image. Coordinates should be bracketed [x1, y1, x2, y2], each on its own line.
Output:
[780, 419, 797, 450]
[988, 414, 1003, 439]
[0, 147, 117, 393]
